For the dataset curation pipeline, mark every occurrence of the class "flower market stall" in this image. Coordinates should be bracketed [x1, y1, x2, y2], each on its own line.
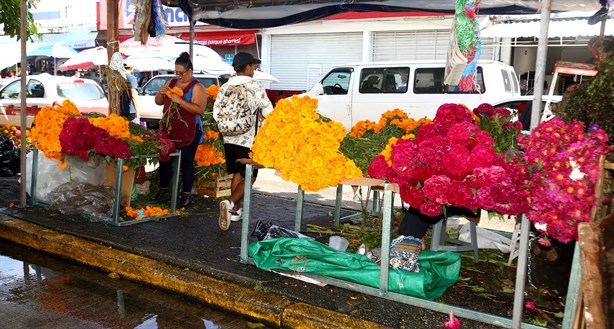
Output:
[25, 100, 182, 226]
[236, 92, 612, 328]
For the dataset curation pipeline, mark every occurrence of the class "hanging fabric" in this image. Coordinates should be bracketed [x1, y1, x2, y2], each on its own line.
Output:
[445, 0, 482, 92]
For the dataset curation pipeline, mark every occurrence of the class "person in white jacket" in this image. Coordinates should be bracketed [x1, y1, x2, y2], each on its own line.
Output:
[213, 52, 273, 231]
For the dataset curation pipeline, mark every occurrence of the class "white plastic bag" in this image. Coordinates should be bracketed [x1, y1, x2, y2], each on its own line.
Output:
[458, 222, 512, 253]
[22, 153, 106, 204]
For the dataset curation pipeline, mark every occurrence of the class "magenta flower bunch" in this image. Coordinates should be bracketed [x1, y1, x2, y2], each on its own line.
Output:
[59, 117, 131, 161]
[368, 103, 529, 217]
[519, 118, 612, 243]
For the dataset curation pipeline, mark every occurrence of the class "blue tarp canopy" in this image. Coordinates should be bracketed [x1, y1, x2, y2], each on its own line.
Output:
[163, 0, 603, 28]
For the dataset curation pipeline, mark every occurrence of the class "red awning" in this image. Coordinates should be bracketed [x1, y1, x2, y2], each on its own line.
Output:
[181, 30, 257, 46]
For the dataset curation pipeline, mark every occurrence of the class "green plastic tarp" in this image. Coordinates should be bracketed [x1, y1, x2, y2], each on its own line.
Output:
[249, 238, 462, 300]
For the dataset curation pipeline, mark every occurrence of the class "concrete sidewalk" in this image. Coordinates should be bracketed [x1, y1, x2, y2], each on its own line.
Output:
[0, 175, 503, 328]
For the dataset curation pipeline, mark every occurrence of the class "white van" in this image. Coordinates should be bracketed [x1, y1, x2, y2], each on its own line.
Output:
[306, 60, 520, 131]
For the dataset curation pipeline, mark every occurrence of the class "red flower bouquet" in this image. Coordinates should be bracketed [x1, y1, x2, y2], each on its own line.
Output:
[368, 103, 529, 217]
[60, 117, 132, 161]
[519, 118, 611, 243]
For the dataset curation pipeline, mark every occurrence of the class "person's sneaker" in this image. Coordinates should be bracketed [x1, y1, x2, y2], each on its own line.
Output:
[219, 200, 233, 231]
[230, 208, 242, 222]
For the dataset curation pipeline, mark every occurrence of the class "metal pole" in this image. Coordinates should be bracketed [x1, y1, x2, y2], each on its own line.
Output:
[19, 0, 27, 208]
[529, 0, 552, 130]
[511, 214, 531, 328]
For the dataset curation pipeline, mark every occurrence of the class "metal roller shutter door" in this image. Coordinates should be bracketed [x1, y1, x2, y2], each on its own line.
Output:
[270, 33, 363, 91]
[373, 31, 494, 61]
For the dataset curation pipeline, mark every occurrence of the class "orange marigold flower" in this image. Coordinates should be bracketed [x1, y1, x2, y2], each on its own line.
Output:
[165, 87, 184, 98]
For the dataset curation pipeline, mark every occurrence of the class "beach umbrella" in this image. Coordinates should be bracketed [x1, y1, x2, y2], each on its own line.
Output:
[27, 43, 78, 75]
[124, 55, 174, 72]
[60, 46, 109, 71]
[27, 43, 78, 58]
[119, 35, 186, 56]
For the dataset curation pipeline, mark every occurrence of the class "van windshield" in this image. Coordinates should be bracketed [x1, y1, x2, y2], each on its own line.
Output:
[414, 67, 485, 94]
[321, 68, 352, 95]
[57, 82, 105, 101]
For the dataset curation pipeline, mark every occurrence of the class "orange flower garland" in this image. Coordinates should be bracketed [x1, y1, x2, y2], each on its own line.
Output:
[252, 95, 362, 192]
[124, 205, 173, 220]
[28, 99, 81, 161]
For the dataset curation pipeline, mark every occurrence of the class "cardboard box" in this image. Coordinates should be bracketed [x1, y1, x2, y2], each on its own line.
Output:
[103, 163, 135, 207]
[195, 174, 232, 198]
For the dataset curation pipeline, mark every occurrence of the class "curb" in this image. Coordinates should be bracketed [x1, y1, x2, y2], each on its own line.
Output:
[0, 214, 390, 329]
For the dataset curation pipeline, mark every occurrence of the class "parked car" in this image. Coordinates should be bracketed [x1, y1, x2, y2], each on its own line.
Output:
[492, 95, 562, 130]
[304, 60, 521, 131]
[137, 73, 219, 127]
[0, 73, 108, 128]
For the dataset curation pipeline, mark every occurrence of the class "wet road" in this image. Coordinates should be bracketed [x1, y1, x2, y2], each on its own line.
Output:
[0, 240, 270, 329]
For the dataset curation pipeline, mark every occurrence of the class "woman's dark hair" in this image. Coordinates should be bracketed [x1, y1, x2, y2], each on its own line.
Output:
[175, 52, 193, 71]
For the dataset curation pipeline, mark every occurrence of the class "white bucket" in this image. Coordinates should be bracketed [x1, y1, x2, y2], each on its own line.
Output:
[328, 236, 349, 252]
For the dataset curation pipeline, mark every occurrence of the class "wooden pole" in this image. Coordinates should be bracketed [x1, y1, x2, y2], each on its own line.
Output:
[19, 0, 27, 207]
[107, 0, 119, 115]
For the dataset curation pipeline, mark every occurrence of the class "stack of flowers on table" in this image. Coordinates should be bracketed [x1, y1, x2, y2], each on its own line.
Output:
[519, 118, 612, 243]
[251, 95, 362, 192]
[193, 84, 228, 193]
[368, 103, 529, 217]
[340, 109, 432, 175]
[27, 99, 177, 218]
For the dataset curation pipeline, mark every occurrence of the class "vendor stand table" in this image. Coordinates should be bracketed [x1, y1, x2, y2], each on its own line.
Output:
[29, 148, 182, 226]
[238, 164, 574, 329]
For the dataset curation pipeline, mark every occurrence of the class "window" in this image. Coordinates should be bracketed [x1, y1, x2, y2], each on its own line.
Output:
[359, 67, 409, 94]
[414, 67, 485, 94]
[501, 69, 511, 92]
[321, 68, 352, 95]
[196, 78, 217, 88]
[57, 82, 105, 101]
[143, 77, 171, 96]
[0, 81, 21, 99]
[26, 80, 45, 98]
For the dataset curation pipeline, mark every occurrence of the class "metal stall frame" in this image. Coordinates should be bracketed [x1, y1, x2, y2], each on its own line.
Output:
[239, 164, 563, 329]
[29, 148, 182, 226]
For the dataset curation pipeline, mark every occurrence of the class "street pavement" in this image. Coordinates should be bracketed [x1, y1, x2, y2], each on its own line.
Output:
[0, 173, 505, 328]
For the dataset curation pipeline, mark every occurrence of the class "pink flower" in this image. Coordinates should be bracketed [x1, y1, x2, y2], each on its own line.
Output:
[444, 312, 461, 329]
[525, 300, 536, 311]
[423, 175, 451, 205]
[367, 155, 389, 179]
[420, 202, 442, 217]
[434, 103, 473, 129]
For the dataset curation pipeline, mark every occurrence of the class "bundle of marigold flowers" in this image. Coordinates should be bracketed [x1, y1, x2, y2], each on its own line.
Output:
[341, 109, 432, 174]
[0, 124, 24, 147]
[519, 118, 612, 243]
[160, 86, 186, 131]
[28, 100, 82, 164]
[194, 128, 227, 181]
[252, 95, 362, 191]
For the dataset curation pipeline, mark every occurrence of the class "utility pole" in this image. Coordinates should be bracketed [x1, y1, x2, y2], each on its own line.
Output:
[107, 0, 119, 115]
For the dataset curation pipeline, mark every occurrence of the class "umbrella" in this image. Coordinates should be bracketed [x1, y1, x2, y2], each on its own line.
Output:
[191, 56, 234, 74]
[119, 35, 186, 56]
[124, 56, 174, 72]
[27, 43, 78, 58]
[60, 46, 109, 71]
[1, 42, 44, 70]
[253, 70, 279, 83]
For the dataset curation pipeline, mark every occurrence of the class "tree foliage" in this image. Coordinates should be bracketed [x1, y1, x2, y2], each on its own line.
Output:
[557, 37, 614, 143]
[0, 0, 40, 41]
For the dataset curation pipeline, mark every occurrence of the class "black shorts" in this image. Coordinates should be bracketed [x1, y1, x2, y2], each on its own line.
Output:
[223, 143, 258, 178]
